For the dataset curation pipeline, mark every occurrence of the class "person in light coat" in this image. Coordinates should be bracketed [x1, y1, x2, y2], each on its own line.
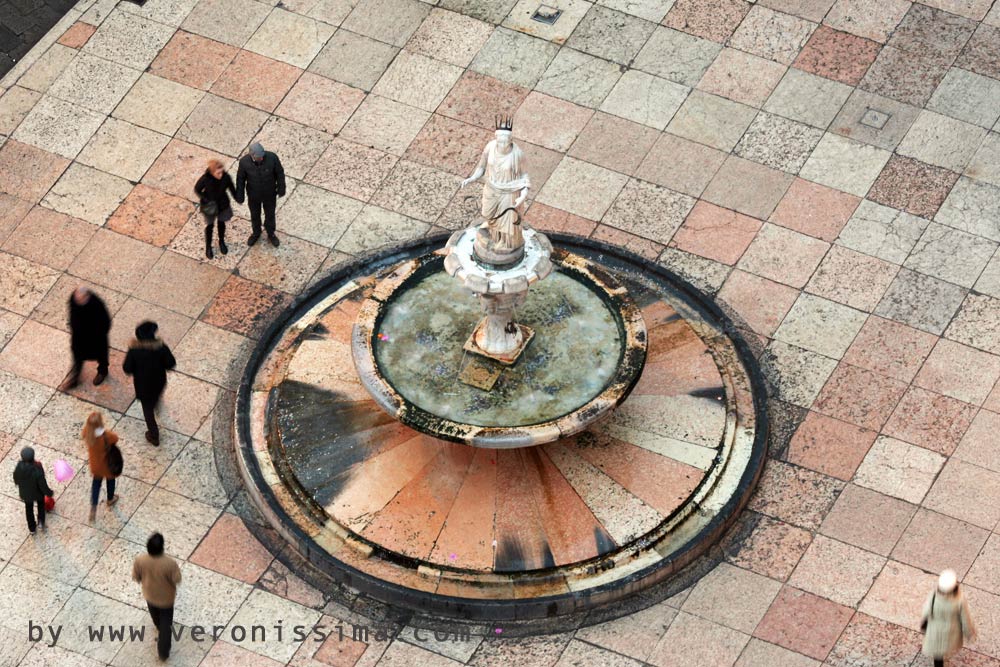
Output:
[921, 569, 976, 667]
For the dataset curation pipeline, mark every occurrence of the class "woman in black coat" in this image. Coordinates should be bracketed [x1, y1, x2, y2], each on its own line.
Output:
[193, 159, 237, 259]
[123, 321, 176, 446]
[63, 287, 112, 389]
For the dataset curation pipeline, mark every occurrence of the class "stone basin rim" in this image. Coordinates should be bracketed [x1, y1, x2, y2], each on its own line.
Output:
[350, 246, 649, 448]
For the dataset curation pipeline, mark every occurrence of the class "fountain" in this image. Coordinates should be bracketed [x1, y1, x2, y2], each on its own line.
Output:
[234, 113, 768, 623]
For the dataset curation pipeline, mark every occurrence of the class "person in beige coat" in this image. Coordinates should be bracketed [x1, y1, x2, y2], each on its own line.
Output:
[921, 569, 976, 667]
[132, 532, 181, 661]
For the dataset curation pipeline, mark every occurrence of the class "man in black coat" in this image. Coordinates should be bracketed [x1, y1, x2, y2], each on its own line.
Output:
[123, 321, 176, 446]
[62, 287, 112, 390]
[13, 447, 53, 533]
[236, 142, 286, 248]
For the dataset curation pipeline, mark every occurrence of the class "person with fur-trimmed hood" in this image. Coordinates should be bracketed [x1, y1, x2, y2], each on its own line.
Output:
[12, 447, 53, 534]
[122, 321, 176, 446]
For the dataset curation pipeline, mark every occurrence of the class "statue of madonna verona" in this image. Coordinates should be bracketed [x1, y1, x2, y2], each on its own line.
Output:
[460, 116, 531, 257]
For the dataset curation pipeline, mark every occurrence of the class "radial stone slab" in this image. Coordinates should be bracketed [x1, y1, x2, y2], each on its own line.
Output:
[235, 234, 767, 620]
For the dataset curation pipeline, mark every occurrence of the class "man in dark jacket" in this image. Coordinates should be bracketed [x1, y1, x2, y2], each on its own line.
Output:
[123, 321, 176, 446]
[13, 447, 53, 533]
[61, 287, 112, 390]
[236, 142, 285, 248]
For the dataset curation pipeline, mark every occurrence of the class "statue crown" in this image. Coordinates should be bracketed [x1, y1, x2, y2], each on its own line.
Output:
[495, 115, 513, 132]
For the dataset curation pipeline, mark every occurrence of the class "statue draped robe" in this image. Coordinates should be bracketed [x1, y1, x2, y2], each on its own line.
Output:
[477, 140, 530, 251]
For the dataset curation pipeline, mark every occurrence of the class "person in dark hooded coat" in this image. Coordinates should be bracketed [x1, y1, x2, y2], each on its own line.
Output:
[61, 287, 112, 390]
[122, 321, 176, 446]
[12, 447, 53, 533]
[235, 142, 285, 247]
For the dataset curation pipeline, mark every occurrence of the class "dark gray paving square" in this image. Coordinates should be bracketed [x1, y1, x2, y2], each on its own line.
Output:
[830, 88, 920, 151]
[875, 267, 969, 334]
[566, 5, 656, 65]
[763, 67, 852, 129]
[633, 26, 721, 87]
[341, 0, 432, 47]
[469, 26, 559, 88]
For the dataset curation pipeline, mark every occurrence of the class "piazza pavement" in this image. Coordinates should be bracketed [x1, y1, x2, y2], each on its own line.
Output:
[0, 0, 1000, 665]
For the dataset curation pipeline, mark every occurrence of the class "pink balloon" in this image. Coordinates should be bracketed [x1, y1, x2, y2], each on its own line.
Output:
[53, 459, 75, 483]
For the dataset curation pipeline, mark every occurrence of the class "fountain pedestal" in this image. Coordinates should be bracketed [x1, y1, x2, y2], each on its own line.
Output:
[444, 224, 552, 367]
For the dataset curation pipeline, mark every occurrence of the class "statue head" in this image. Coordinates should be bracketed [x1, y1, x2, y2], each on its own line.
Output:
[494, 115, 513, 149]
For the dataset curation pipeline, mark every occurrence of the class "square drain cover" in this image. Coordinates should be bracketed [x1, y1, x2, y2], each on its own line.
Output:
[860, 108, 891, 130]
[532, 5, 562, 24]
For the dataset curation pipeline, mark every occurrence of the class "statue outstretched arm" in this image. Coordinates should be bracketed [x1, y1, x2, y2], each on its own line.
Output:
[460, 150, 489, 189]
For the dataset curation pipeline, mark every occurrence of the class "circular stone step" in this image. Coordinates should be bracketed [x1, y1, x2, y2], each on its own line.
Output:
[234, 234, 768, 621]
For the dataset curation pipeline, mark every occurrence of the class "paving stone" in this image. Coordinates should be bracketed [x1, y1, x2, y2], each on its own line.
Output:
[3, 206, 95, 271]
[58, 21, 98, 49]
[738, 223, 829, 288]
[502, 0, 592, 44]
[202, 275, 292, 338]
[70, 228, 164, 294]
[47, 52, 141, 115]
[309, 28, 397, 92]
[599, 70, 689, 131]
[904, 223, 995, 288]
[830, 88, 920, 151]
[967, 534, 1000, 595]
[244, 8, 335, 69]
[568, 112, 658, 175]
[113, 73, 205, 136]
[891, 508, 988, 577]
[669, 200, 761, 265]
[748, 458, 843, 529]
[238, 232, 329, 293]
[277, 182, 362, 247]
[148, 30, 238, 90]
[734, 112, 823, 174]
[897, 110, 987, 174]
[853, 434, 944, 503]
[0, 252, 61, 318]
[226, 588, 322, 662]
[575, 601, 677, 662]
[668, 90, 757, 152]
[632, 26, 722, 87]
[0, 140, 69, 204]
[17, 44, 77, 95]
[82, 8, 174, 70]
[721, 512, 814, 581]
[596, 0, 673, 22]
[598, 178, 688, 240]
[799, 132, 891, 197]
[699, 47, 787, 108]
[763, 67, 852, 129]
[12, 94, 104, 160]
[512, 91, 592, 152]
[788, 534, 885, 606]
[469, 27, 559, 88]
[374, 50, 464, 112]
[924, 458, 1000, 530]
[858, 560, 936, 631]
[820, 484, 916, 555]
[567, 5, 656, 65]
[770, 179, 859, 244]
[813, 362, 908, 431]
[956, 23, 1000, 81]
[181, 0, 271, 46]
[439, 0, 519, 23]
[774, 293, 866, 359]
[928, 68, 1000, 129]
[636, 132, 727, 197]
[718, 269, 800, 336]
[947, 293, 1000, 356]
[793, 25, 880, 86]
[753, 585, 853, 661]
[883, 386, 977, 455]
[120, 485, 221, 558]
[334, 204, 428, 255]
[0, 86, 40, 137]
[888, 3, 976, 59]
[806, 246, 895, 312]
[953, 407, 1000, 474]
[371, 159, 461, 223]
[656, 246, 731, 293]
[646, 611, 750, 667]
[11, 514, 113, 586]
[339, 94, 429, 156]
[824, 0, 909, 42]
[682, 563, 782, 634]
[52, 587, 147, 663]
[251, 117, 332, 181]
[178, 93, 269, 156]
[406, 8, 494, 68]
[534, 47, 622, 109]
[0, 319, 71, 387]
[662, 0, 752, 43]
[827, 613, 921, 667]
[868, 155, 959, 218]
[306, 137, 397, 202]
[536, 157, 628, 221]
[729, 5, 815, 65]
[936, 177, 1000, 243]
[860, 46, 951, 107]
[77, 117, 171, 182]
[842, 315, 937, 383]
[736, 638, 821, 667]
[837, 200, 929, 265]
[174, 321, 250, 390]
[209, 50, 303, 113]
[438, 70, 531, 130]
[966, 132, 1000, 188]
[42, 162, 132, 226]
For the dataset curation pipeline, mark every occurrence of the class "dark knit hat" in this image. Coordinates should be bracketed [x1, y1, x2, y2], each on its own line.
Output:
[249, 142, 265, 159]
[20, 447, 34, 462]
[135, 321, 158, 341]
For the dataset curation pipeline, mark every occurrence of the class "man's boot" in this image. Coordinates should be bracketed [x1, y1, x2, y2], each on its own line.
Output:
[204, 223, 214, 259]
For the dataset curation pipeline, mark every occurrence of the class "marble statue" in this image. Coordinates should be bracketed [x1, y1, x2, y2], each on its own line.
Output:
[460, 116, 531, 255]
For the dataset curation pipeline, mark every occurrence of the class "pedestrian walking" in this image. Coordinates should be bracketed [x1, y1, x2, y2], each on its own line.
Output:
[236, 142, 285, 248]
[132, 532, 181, 661]
[122, 321, 176, 447]
[921, 569, 977, 667]
[193, 158, 236, 260]
[60, 287, 112, 390]
[12, 447, 53, 534]
[82, 411, 120, 523]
